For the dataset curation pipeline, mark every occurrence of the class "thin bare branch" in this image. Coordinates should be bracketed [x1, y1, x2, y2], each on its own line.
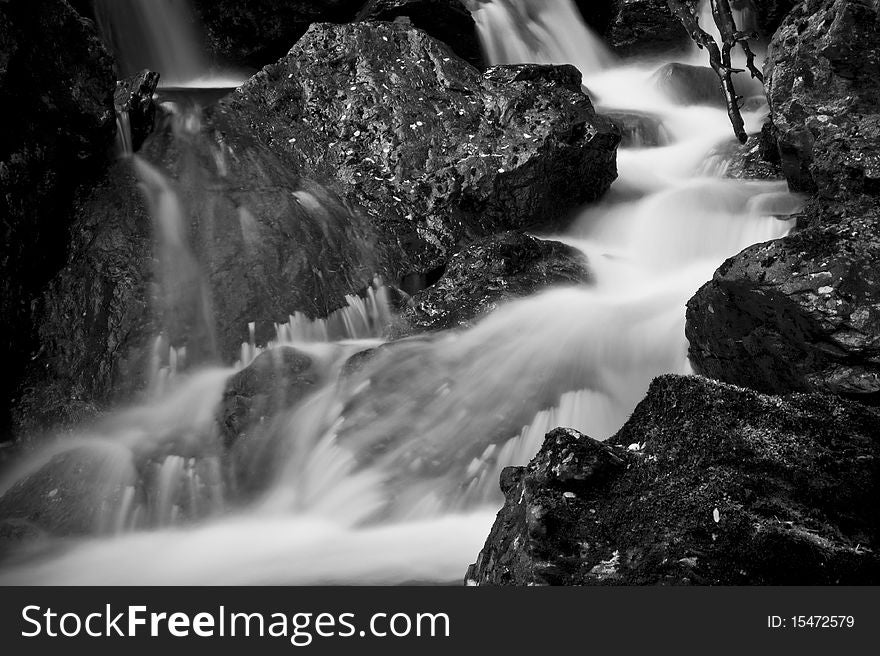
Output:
[666, 0, 764, 143]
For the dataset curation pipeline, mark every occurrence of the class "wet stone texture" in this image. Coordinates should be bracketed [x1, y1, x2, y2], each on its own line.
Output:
[393, 231, 592, 335]
[218, 22, 620, 283]
[687, 197, 880, 399]
[467, 375, 880, 585]
[764, 0, 880, 197]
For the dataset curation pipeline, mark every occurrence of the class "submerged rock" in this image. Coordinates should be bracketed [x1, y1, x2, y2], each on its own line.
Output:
[686, 196, 880, 399]
[217, 347, 320, 449]
[467, 374, 880, 585]
[0, 0, 115, 437]
[604, 110, 670, 149]
[764, 0, 880, 197]
[222, 22, 619, 283]
[394, 232, 592, 334]
[652, 63, 725, 108]
[0, 446, 136, 538]
[357, 0, 484, 69]
[115, 69, 160, 152]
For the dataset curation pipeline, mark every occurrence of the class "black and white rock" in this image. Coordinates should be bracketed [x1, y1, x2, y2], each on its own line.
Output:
[686, 197, 880, 399]
[467, 375, 880, 585]
[764, 0, 880, 197]
[0, 0, 116, 438]
[394, 231, 592, 334]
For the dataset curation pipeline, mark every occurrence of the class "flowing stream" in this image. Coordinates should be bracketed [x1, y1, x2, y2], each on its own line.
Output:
[0, 0, 802, 585]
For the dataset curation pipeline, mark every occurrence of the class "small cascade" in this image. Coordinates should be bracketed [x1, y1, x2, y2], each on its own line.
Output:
[115, 108, 133, 157]
[133, 155, 219, 369]
[469, 0, 613, 76]
[94, 0, 246, 88]
[237, 280, 392, 369]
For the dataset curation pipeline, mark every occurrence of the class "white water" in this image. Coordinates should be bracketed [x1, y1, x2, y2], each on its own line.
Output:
[94, 0, 247, 88]
[469, 0, 612, 74]
[0, 0, 802, 585]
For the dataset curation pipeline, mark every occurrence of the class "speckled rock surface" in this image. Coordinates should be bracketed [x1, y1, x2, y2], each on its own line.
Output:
[218, 22, 620, 281]
[686, 197, 880, 398]
[764, 0, 880, 197]
[467, 375, 880, 585]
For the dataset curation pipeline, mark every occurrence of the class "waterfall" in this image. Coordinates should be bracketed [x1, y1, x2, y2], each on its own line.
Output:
[94, 0, 245, 88]
[469, 0, 613, 75]
[0, 2, 804, 585]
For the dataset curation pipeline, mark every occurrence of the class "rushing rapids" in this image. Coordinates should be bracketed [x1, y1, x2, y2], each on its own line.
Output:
[0, 0, 804, 584]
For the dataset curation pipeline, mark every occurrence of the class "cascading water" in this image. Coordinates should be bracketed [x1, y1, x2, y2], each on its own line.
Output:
[0, 0, 804, 585]
[468, 0, 612, 75]
[94, 0, 247, 88]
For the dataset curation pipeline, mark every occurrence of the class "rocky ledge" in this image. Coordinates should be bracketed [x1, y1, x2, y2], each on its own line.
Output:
[467, 374, 880, 585]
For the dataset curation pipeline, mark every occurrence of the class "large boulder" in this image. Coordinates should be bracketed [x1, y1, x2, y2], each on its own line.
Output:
[393, 231, 591, 334]
[0, 0, 116, 438]
[764, 0, 880, 197]
[467, 375, 880, 585]
[221, 22, 620, 282]
[686, 197, 880, 399]
[357, 0, 485, 69]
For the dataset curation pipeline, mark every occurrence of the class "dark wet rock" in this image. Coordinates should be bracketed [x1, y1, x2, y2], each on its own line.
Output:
[653, 63, 725, 108]
[357, 0, 484, 69]
[467, 374, 880, 585]
[736, 0, 798, 39]
[394, 232, 591, 335]
[12, 162, 156, 437]
[223, 22, 620, 283]
[0, 0, 116, 438]
[0, 446, 136, 537]
[14, 113, 379, 436]
[605, 0, 690, 56]
[571, 0, 617, 33]
[115, 70, 161, 152]
[218, 347, 320, 448]
[604, 110, 670, 148]
[686, 196, 880, 399]
[193, 0, 363, 69]
[764, 0, 880, 197]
